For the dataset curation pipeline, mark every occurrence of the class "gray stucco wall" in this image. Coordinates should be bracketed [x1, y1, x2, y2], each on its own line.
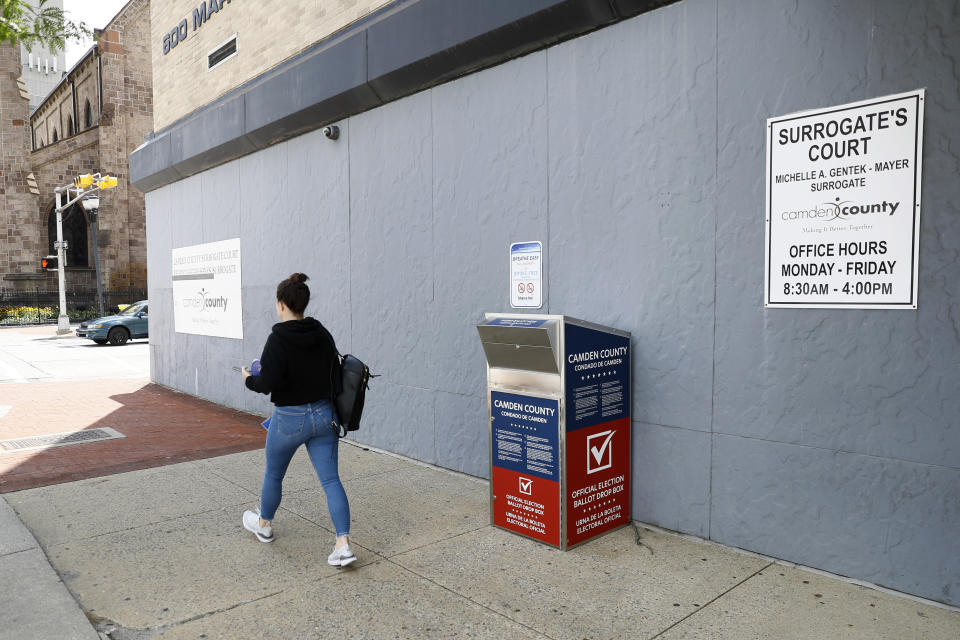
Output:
[145, 0, 960, 604]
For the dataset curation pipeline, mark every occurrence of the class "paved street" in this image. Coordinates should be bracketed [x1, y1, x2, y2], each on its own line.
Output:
[0, 324, 148, 383]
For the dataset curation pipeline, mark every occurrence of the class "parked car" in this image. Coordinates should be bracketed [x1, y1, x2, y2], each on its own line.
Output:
[76, 300, 148, 345]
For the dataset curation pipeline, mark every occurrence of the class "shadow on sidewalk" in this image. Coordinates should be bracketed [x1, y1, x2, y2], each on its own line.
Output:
[0, 382, 265, 493]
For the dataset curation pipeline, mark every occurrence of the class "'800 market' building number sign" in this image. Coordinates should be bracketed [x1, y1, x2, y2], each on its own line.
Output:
[162, 0, 234, 54]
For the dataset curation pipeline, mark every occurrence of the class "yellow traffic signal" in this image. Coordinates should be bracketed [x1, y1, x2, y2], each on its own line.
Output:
[98, 176, 118, 190]
[75, 174, 94, 188]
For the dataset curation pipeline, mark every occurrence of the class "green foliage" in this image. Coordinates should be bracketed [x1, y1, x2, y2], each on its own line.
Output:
[0, 305, 104, 325]
[0, 304, 57, 324]
[68, 307, 101, 322]
[0, 0, 88, 51]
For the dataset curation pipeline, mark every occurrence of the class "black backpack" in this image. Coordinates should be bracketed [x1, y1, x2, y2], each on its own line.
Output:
[319, 325, 373, 437]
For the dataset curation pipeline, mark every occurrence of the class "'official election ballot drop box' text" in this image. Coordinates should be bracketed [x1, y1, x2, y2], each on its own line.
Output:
[477, 314, 631, 549]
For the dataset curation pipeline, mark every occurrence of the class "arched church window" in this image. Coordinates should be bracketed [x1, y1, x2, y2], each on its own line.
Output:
[48, 205, 89, 268]
[84, 100, 92, 129]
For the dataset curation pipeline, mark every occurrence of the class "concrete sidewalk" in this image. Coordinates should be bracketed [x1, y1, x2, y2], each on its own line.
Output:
[3, 442, 959, 639]
[0, 498, 99, 639]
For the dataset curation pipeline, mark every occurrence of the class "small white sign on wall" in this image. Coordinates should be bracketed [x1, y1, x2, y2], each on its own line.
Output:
[765, 89, 924, 309]
[510, 241, 543, 309]
[172, 238, 243, 338]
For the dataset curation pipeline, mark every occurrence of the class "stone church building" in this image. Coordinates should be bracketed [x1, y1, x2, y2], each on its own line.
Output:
[1, 0, 151, 294]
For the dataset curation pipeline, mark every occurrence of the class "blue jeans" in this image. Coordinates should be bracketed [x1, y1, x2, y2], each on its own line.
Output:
[260, 400, 350, 536]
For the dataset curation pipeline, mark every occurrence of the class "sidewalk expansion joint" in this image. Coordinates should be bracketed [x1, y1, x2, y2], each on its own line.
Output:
[202, 468, 261, 496]
[342, 439, 488, 486]
[42, 501, 260, 548]
[0, 546, 36, 560]
[385, 523, 491, 559]
[646, 561, 775, 640]
[383, 556, 556, 640]
[275, 506, 337, 536]
[92, 590, 286, 640]
[164, 589, 285, 630]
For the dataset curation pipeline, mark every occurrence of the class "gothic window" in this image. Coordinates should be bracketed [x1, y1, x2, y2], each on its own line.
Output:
[52, 128, 58, 143]
[48, 205, 88, 268]
[67, 116, 74, 136]
[84, 100, 92, 129]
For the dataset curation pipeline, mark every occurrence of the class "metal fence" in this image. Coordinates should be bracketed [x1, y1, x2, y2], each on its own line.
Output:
[0, 288, 147, 326]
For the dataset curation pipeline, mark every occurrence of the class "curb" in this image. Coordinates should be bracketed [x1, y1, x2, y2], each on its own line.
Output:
[0, 497, 100, 640]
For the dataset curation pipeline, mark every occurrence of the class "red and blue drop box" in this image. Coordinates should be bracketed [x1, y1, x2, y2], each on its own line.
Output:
[479, 315, 631, 549]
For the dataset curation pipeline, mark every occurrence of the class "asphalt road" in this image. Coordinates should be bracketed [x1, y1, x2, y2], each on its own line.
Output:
[0, 325, 149, 384]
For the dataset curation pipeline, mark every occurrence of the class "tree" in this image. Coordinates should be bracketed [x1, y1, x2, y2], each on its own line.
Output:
[0, 0, 88, 51]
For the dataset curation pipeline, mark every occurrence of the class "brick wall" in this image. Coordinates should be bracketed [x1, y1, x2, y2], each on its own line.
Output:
[32, 55, 98, 150]
[75, 63, 99, 131]
[29, 127, 101, 290]
[0, 44, 41, 289]
[17, 0, 153, 293]
[97, 0, 152, 290]
[152, 0, 392, 130]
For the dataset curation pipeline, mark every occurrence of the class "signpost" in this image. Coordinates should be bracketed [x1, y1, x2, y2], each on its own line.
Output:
[765, 89, 924, 309]
[510, 241, 543, 309]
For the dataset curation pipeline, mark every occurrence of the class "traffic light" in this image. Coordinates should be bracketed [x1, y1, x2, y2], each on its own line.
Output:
[97, 175, 118, 190]
[74, 174, 93, 188]
[41, 255, 58, 270]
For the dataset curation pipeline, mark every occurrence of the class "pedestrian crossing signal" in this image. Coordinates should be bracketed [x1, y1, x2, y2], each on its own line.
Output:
[41, 255, 58, 270]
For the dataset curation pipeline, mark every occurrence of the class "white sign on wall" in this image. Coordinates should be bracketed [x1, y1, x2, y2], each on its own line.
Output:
[510, 241, 543, 309]
[765, 89, 924, 309]
[172, 238, 243, 338]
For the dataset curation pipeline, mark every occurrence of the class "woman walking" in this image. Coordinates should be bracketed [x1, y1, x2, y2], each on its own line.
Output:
[240, 273, 355, 567]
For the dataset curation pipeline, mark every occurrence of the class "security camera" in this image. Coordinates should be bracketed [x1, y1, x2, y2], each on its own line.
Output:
[322, 125, 340, 140]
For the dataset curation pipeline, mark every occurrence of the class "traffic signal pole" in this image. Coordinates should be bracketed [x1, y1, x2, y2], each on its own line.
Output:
[88, 210, 104, 317]
[50, 174, 119, 334]
[54, 187, 70, 334]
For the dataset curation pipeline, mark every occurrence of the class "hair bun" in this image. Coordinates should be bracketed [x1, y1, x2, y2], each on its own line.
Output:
[290, 273, 309, 284]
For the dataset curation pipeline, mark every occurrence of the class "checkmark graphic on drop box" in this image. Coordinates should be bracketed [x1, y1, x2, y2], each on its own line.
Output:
[587, 430, 614, 474]
[519, 477, 533, 495]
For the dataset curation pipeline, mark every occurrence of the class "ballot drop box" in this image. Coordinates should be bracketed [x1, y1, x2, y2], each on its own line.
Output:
[476, 314, 631, 549]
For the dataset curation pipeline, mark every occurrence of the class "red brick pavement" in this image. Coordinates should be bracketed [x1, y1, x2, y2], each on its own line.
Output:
[0, 378, 265, 492]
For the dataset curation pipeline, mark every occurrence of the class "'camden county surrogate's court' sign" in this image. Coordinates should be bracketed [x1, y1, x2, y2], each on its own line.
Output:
[172, 238, 243, 339]
[765, 89, 924, 309]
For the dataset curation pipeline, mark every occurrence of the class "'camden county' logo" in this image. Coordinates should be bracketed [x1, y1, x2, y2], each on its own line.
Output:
[780, 197, 899, 222]
[181, 288, 229, 312]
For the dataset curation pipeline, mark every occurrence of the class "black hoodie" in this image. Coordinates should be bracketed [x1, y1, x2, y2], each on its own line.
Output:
[244, 317, 337, 406]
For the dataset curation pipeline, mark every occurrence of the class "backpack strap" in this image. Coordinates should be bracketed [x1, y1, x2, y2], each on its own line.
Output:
[316, 322, 343, 399]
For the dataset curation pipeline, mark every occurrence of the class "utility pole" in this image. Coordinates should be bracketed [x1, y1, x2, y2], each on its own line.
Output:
[54, 187, 69, 334]
[82, 195, 104, 317]
[49, 174, 118, 334]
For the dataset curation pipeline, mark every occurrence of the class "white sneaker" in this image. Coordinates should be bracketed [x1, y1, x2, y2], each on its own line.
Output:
[242, 510, 274, 543]
[328, 544, 356, 567]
